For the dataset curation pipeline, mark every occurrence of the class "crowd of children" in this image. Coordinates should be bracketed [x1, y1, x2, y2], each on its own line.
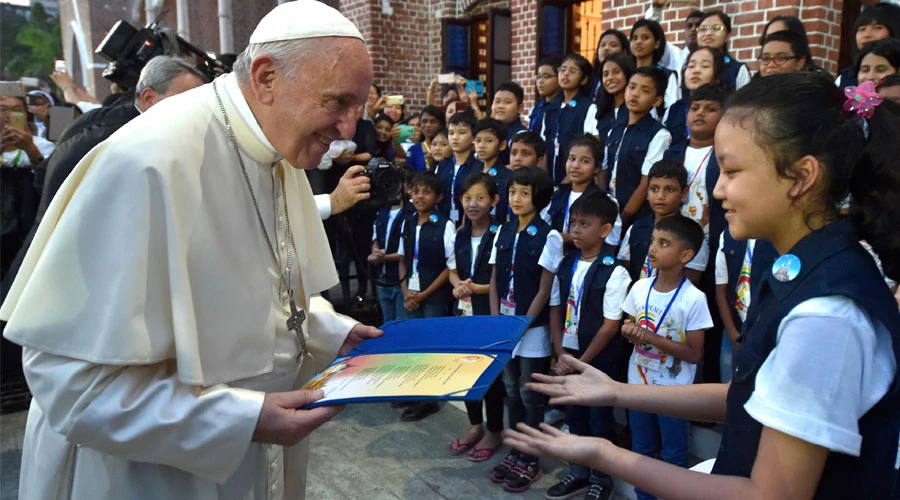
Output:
[357, 4, 900, 499]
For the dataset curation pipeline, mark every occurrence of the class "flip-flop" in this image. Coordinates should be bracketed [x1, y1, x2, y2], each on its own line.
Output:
[448, 439, 476, 456]
[467, 445, 499, 462]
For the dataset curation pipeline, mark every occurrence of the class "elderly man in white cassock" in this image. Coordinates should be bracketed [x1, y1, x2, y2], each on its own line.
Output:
[0, 2, 382, 499]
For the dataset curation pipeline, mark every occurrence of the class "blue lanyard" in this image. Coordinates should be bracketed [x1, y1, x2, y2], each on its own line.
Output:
[643, 252, 653, 278]
[450, 163, 465, 202]
[529, 99, 546, 130]
[508, 233, 520, 295]
[644, 276, 686, 334]
[569, 252, 586, 319]
[413, 226, 420, 273]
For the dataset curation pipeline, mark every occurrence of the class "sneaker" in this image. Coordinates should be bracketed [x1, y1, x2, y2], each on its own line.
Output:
[503, 459, 543, 492]
[489, 451, 520, 483]
[583, 484, 611, 500]
[545, 475, 590, 499]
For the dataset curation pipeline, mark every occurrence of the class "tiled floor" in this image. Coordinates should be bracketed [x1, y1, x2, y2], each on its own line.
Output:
[0, 400, 629, 500]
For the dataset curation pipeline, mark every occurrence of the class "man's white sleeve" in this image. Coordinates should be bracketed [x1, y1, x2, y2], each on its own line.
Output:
[314, 194, 332, 220]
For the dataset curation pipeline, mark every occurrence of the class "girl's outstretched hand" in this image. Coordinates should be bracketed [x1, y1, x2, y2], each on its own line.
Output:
[504, 423, 609, 467]
[526, 354, 620, 407]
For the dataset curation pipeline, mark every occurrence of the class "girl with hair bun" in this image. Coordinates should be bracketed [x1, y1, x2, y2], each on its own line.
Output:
[504, 72, 900, 499]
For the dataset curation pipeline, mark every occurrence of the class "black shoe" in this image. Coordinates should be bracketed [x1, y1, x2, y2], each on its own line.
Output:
[545, 474, 590, 499]
[400, 401, 440, 421]
[489, 451, 520, 483]
[583, 484, 611, 500]
[503, 458, 542, 492]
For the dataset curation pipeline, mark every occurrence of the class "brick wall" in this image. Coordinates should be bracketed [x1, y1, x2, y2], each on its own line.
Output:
[510, 0, 539, 111]
[601, 0, 844, 76]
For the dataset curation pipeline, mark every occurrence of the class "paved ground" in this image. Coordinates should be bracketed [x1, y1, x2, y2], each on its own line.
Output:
[1, 400, 631, 500]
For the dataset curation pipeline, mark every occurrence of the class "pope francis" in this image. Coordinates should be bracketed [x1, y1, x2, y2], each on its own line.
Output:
[0, 2, 382, 499]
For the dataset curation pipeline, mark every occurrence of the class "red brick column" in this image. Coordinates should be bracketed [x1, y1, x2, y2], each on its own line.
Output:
[510, 0, 539, 111]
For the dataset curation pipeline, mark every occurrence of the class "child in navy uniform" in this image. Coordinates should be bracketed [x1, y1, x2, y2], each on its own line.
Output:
[397, 171, 456, 421]
[508, 131, 546, 171]
[436, 112, 482, 223]
[529, 56, 563, 137]
[491, 82, 528, 166]
[503, 72, 900, 500]
[604, 67, 672, 228]
[618, 160, 709, 286]
[546, 192, 632, 500]
[447, 173, 505, 462]
[488, 166, 563, 492]
[544, 54, 600, 186]
[473, 118, 512, 222]
[368, 200, 406, 322]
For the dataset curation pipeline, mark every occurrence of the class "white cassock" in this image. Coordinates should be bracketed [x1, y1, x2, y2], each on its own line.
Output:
[0, 72, 358, 499]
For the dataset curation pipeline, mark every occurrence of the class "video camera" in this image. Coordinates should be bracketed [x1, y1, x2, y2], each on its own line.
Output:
[357, 159, 405, 210]
[95, 11, 230, 89]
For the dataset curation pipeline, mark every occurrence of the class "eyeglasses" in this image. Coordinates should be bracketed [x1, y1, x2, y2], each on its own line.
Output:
[697, 25, 726, 33]
[534, 73, 556, 81]
[557, 66, 582, 76]
[758, 55, 797, 66]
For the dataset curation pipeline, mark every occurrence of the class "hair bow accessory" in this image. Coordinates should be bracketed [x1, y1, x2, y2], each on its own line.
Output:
[843, 81, 883, 119]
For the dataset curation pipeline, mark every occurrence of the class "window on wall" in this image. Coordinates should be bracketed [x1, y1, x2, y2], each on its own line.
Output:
[441, 9, 512, 107]
[538, 0, 603, 63]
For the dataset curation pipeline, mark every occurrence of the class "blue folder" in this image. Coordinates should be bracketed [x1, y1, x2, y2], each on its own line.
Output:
[304, 315, 531, 408]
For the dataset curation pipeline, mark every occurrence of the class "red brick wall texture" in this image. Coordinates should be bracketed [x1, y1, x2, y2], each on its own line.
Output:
[340, 0, 844, 118]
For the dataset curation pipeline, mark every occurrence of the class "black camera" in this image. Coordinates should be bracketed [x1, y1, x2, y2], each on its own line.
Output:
[357, 159, 404, 210]
[95, 12, 229, 89]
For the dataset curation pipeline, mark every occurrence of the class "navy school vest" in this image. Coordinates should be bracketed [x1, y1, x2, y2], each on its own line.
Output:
[551, 96, 594, 186]
[374, 207, 405, 282]
[719, 232, 779, 331]
[605, 114, 665, 220]
[435, 154, 482, 220]
[555, 246, 622, 369]
[402, 212, 453, 306]
[534, 93, 563, 139]
[663, 98, 688, 150]
[722, 56, 746, 93]
[597, 103, 628, 149]
[711, 219, 900, 499]
[662, 142, 725, 256]
[502, 120, 527, 166]
[623, 214, 655, 282]
[494, 217, 553, 327]
[484, 164, 511, 224]
[546, 184, 600, 234]
[837, 66, 858, 90]
[454, 221, 498, 316]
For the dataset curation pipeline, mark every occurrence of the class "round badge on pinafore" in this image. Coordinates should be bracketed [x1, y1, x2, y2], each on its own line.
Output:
[429, 214, 439, 223]
[772, 254, 801, 282]
[488, 167, 497, 176]
[602, 256, 615, 266]
[489, 224, 499, 233]
[568, 99, 577, 107]
[526, 225, 537, 236]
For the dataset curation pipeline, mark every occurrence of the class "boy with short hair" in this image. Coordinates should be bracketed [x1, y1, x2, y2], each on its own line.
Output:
[604, 67, 672, 228]
[620, 214, 712, 500]
[663, 84, 727, 258]
[436, 111, 482, 223]
[618, 159, 709, 286]
[491, 81, 527, 165]
[508, 131, 546, 171]
[397, 171, 456, 421]
[367, 199, 406, 323]
[473, 118, 512, 222]
[546, 192, 632, 500]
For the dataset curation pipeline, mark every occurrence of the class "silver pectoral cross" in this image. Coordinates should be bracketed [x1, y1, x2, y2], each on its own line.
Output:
[288, 300, 308, 362]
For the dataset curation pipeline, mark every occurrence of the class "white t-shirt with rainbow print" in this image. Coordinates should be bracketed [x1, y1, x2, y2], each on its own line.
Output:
[622, 277, 713, 386]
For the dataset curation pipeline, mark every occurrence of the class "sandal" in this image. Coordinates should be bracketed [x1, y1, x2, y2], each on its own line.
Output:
[467, 445, 499, 462]
[448, 438, 476, 456]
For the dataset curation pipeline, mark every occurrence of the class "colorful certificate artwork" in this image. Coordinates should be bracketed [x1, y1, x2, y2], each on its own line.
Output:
[301, 353, 496, 403]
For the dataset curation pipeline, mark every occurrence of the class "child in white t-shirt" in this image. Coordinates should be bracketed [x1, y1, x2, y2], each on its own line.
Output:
[620, 215, 712, 500]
